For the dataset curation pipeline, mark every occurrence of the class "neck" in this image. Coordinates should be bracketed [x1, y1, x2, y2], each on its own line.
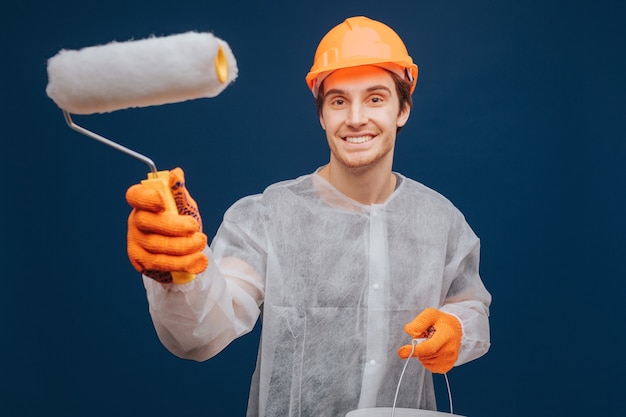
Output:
[319, 159, 396, 205]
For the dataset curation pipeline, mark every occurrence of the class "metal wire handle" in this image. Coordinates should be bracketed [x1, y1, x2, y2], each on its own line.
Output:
[391, 338, 454, 416]
[63, 110, 158, 174]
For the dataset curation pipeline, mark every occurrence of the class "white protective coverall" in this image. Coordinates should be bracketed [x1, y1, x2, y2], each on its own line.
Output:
[143, 170, 491, 417]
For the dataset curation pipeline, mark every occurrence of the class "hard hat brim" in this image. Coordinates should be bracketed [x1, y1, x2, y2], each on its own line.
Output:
[306, 61, 418, 97]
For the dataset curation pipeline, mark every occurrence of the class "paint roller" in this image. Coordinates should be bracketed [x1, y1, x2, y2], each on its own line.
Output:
[46, 31, 238, 283]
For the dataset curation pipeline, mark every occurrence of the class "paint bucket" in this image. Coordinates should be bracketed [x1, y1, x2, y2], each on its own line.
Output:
[346, 407, 464, 417]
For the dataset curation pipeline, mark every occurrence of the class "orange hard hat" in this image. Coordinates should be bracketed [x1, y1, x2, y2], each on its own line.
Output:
[306, 16, 418, 97]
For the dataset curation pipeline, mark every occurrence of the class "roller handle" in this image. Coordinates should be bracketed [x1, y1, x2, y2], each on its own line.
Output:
[141, 170, 196, 285]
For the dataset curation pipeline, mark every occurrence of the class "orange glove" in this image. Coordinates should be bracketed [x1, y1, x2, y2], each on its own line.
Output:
[126, 167, 208, 283]
[397, 308, 462, 374]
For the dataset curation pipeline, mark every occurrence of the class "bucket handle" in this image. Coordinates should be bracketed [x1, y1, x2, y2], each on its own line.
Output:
[392, 338, 454, 416]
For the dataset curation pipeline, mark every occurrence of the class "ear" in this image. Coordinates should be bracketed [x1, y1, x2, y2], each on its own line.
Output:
[319, 113, 326, 130]
[397, 104, 411, 128]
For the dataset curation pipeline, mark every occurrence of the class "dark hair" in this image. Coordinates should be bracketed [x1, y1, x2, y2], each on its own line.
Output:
[314, 69, 413, 133]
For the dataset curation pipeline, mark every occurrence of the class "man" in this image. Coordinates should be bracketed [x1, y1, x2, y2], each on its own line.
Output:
[126, 16, 491, 417]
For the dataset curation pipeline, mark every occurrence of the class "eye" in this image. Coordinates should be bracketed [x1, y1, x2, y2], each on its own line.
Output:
[326, 96, 347, 108]
[370, 95, 384, 104]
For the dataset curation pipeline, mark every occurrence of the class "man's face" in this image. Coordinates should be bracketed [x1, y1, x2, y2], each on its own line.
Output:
[319, 65, 410, 171]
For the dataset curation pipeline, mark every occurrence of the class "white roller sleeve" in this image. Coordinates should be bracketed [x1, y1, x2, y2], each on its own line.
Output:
[46, 31, 238, 114]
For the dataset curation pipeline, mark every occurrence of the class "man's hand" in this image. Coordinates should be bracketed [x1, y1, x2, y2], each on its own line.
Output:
[398, 308, 462, 374]
[126, 167, 208, 283]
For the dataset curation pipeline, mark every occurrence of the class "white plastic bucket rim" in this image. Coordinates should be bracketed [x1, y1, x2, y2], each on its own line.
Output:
[345, 407, 465, 417]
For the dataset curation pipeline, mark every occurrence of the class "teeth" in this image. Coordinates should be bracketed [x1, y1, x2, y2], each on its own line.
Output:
[345, 136, 372, 144]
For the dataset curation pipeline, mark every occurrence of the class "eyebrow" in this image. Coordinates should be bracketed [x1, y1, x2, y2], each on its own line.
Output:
[325, 85, 392, 96]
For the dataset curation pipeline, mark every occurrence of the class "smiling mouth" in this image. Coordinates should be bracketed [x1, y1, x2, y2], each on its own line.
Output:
[344, 135, 374, 144]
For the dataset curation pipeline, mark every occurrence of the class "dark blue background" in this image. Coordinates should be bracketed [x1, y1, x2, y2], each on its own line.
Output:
[2, 1, 625, 416]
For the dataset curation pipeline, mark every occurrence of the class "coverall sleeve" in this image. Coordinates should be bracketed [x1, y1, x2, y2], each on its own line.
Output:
[143, 247, 263, 361]
[142, 247, 264, 361]
[142, 195, 268, 361]
[439, 215, 492, 366]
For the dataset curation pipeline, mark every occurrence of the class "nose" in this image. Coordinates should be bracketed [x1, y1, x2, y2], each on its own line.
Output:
[346, 102, 367, 127]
